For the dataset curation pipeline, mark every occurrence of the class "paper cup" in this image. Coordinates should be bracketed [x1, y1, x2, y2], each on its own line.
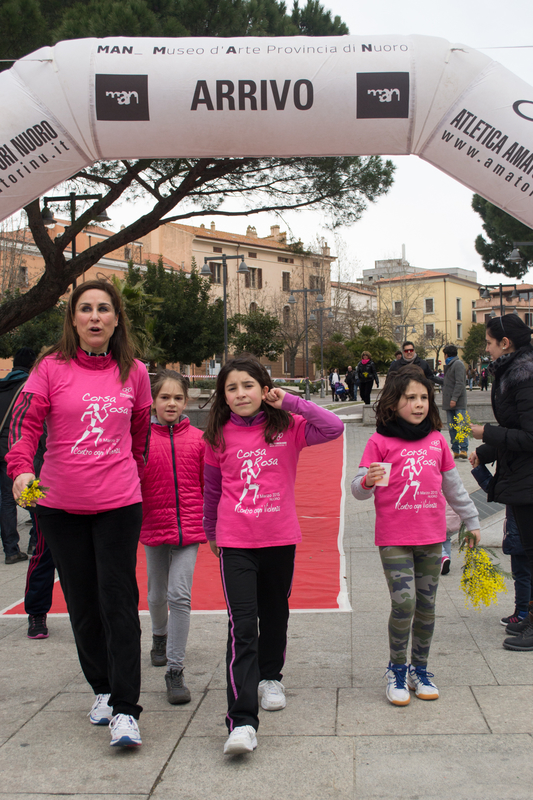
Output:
[374, 462, 392, 487]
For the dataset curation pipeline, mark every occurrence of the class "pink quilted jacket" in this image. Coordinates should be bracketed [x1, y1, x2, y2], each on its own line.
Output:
[140, 417, 206, 547]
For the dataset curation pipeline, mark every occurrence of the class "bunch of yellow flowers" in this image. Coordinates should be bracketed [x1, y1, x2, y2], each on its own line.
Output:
[459, 524, 509, 609]
[450, 411, 473, 445]
[17, 479, 48, 508]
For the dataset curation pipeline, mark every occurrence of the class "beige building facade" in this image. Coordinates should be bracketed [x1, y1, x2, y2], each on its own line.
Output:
[1, 218, 335, 379]
[375, 269, 481, 368]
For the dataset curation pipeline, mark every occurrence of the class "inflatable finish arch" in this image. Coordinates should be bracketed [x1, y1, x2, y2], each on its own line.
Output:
[1, 34, 533, 227]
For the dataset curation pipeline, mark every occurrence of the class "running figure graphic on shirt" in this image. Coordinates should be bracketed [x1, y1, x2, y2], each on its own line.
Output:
[235, 458, 261, 511]
[72, 402, 109, 452]
[395, 456, 423, 509]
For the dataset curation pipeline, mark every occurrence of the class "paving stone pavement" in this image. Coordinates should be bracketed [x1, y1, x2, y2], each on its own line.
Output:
[1, 422, 533, 799]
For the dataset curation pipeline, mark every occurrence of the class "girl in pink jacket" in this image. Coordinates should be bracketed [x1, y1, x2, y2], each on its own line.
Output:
[140, 370, 205, 705]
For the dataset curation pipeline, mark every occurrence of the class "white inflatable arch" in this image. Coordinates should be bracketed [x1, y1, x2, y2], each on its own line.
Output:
[1, 34, 533, 227]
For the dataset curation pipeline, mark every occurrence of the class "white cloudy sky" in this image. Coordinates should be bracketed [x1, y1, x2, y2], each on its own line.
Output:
[314, 0, 533, 282]
[79, 2, 533, 283]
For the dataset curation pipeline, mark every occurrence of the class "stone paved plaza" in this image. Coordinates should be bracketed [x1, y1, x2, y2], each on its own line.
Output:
[1, 418, 533, 799]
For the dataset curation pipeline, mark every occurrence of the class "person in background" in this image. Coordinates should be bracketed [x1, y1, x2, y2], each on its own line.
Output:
[470, 456, 532, 627]
[329, 367, 340, 402]
[357, 352, 379, 405]
[394, 350, 403, 361]
[470, 314, 533, 652]
[480, 367, 489, 391]
[442, 344, 468, 460]
[0, 347, 36, 564]
[388, 342, 442, 386]
[7, 279, 152, 748]
[467, 366, 475, 391]
[345, 366, 357, 401]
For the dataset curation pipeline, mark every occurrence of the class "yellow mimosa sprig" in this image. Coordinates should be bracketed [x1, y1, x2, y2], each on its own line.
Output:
[450, 411, 474, 445]
[17, 479, 48, 508]
[458, 523, 509, 609]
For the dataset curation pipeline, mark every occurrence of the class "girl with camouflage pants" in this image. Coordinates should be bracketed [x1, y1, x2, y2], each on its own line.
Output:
[352, 366, 480, 706]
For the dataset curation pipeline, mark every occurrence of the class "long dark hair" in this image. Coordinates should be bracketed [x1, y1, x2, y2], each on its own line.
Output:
[486, 314, 532, 349]
[203, 355, 292, 450]
[375, 365, 442, 430]
[35, 279, 136, 383]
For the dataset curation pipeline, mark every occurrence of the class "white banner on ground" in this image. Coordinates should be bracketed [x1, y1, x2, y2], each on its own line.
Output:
[1, 35, 532, 227]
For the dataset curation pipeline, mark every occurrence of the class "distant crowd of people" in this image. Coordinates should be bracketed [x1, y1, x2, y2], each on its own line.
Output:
[328, 340, 491, 407]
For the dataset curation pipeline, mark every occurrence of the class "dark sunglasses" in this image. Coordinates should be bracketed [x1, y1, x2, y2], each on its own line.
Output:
[403, 348, 414, 354]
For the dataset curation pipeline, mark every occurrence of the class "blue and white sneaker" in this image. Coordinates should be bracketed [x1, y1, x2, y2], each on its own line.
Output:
[407, 665, 439, 700]
[385, 662, 410, 706]
[88, 693, 113, 725]
[109, 714, 142, 747]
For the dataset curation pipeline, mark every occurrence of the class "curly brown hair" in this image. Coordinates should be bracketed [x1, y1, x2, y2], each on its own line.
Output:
[375, 365, 442, 430]
[203, 355, 292, 450]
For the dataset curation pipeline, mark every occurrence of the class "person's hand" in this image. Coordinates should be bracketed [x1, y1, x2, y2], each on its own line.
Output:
[467, 528, 481, 548]
[449, 400, 457, 409]
[470, 424, 485, 440]
[12, 473, 36, 503]
[364, 463, 385, 488]
[209, 540, 220, 558]
[263, 387, 286, 408]
[469, 452, 480, 468]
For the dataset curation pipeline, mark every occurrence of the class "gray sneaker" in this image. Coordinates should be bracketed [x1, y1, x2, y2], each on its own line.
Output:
[150, 634, 167, 666]
[165, 668, 191, 705]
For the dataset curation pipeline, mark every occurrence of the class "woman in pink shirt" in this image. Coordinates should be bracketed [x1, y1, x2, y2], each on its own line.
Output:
[352, 365, 480, 707]
[7, 280, 152, 748]
[203, 356, 344, 756]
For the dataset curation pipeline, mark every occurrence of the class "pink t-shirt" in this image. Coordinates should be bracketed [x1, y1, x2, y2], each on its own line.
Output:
[359, 431, 456, 546]
[204, 416, 308, 547]
[22, 355, 152, 512]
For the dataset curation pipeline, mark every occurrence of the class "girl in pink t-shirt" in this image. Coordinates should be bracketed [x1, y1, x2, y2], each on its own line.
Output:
[203, 356, 344, 756]
[351, 366, 480, 708]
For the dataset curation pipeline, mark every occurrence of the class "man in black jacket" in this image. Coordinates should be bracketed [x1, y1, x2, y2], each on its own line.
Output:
[387, 341, 443, 385]
[345, 365, 357, 400]
[0, 348, 35, 564]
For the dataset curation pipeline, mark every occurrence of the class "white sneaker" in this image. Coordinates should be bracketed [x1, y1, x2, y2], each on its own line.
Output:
[407, 665, 439, 700]
[258, 679, 286, 711]
[385, 663, 410, 706]
[109, 714, 142, 747]
[88, 693, 113, 725]
[223, 725, 257, 755]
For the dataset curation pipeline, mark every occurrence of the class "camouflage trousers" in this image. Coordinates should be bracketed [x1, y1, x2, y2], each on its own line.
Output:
[379, 543, 442, 666]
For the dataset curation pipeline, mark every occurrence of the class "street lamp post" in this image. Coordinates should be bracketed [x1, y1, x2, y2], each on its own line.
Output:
[510, 242, 533, 265]
[42, 192, 111, 288]
[287, 287, 325, 400]
[200, 254, 249, 362]
[309, 306, 334, 398]
[479, 283, 519, 317]
[394, 323, 417, 341]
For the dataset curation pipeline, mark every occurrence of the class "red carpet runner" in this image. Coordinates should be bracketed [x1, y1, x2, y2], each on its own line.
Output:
[3, 434, 348, 616]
